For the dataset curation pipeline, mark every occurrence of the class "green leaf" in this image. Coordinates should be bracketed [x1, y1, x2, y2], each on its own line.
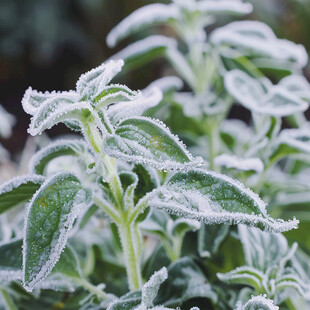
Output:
[0, 175, 45, 214]
[148, 169, 298, 232]
[103, 116, 203, 171]
[211, 21, 307, 68]
[0, 239, 23, 281]
[270, 129, 310, 164]
[238, 225, 290, 272]
[23, 172, 92, 291]
[217, 266, 264, 291]
[30, 140, 90, 175]
[106, 4, 179, 47]
[155, 257, 217, 307]
[111, 36, 177, 72]
[198, 224, 229, 258]
[225, 70, 308, 116]
[235, 295, 279, 310]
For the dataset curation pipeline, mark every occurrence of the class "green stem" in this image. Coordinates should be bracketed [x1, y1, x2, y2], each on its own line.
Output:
[78, 278, 108, 300]
[119, 221, 142, 291]
[93, 195, 120, 224]
[0, 289, 18, 310]
[83, 118, 103, 153]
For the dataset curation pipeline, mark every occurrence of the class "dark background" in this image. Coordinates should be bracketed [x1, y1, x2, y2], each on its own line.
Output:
[0, 0, 309, 156]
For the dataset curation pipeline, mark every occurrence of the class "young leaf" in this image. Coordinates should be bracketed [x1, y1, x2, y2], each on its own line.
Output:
[107, 87, 163, 125]
[217, 266, 264, 291]
[148, 169, 298, 232]
[23, 172, 92, 291]
[106, 4, 179, 47]
[155, 257, 217, 307]
[270, 129, 310, 163]
[76, 59, 124, 100]
[235, 295, 279, 310]
[0, 239, 23, 281]
[30, 139, 90, 175]
[103, 116, 203, 171]
[238, 225, 289, 272]
[225, 70, 308, 116]
[214, 154, 264, 173]
[279, 75, 310, 103]
[0, 175, 45, 214]
[110, 36, 177, 71]
[211, 21, 308, 68]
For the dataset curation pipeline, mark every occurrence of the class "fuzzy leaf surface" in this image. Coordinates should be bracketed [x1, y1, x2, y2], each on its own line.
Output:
[0, 175, 45, 214]
[23, 172, 92, 291]
[103, 116, 203, 171]
[149, 169, 298, 232]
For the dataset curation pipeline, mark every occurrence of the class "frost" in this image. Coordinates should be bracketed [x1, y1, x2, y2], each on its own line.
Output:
[235, 295, 279, 310]
[22, 172, 92, 291]
[109, 35, 177, 64]
[76, 59, 124, 100]
[225, 70, 308, 116]
[211, 21, 308, 68]
[29, 139, 90, 175]
[279, 75, 310, 102]
[144, 76, 183, 94]
[107, 87, 163, 125]
[103, 116, 203, 171]
[148, 169, 298, 232]
[214, 154, 264, 173]
[106, 4, 180, 47]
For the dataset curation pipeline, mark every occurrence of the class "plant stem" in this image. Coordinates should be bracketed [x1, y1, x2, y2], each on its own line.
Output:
[78, 278, 108, 300]
[0, 289, 18, 310]
[119, 221, 142, 291]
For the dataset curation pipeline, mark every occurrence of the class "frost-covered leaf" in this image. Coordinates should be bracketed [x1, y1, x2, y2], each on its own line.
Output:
[149, 169, 298, 232]
[238, 225, 290, 271]
[235, 295, 279, 310]
[225, 70, 308, 116]
[107, 268, 169, 310]
[155, 257, 217, 307]
[279, 75, 310, 103]
[211, 21, 308, 68]
[120, 172, 138, 210]
[0, 175, 45, 214]
[217, 266, 264, 291]
[270, 129, 310, 163]
[106, 4, 179, 48]
[214, 154, 264, 173]
[94, 84, 139, 109]
[76, 59, 124, 100]
[30, 139, 90, 175]
[110, 36, 177, 71]
[23, 172, 92, 291]
[103, 116, 203, 171]
[38, 245, 83, 292]
[198, 224, 229, 258]
[107, 87, 163, 125]
[0, 239, 23, 281]
[144, 76, 183, 95]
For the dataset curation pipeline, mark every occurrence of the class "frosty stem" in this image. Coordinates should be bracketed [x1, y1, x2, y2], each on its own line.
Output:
[119, 219, 142, 291]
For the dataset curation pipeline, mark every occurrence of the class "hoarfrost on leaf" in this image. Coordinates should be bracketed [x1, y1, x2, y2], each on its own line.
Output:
[23, 172, 92, 291]
[148, 169, 298, 232]
[234, 295, 279, 310]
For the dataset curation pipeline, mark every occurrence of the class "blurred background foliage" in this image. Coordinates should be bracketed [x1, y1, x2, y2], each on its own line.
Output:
[0, 0, 309, 154]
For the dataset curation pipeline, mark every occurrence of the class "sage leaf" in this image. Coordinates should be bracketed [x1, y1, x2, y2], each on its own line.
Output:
[149, 169, 298, 232]
[0, 175, 45, 214]
[106, 4, 179, 48]
[235, 295, 279, 310]
[225, 70, 308, 116]
[103, 116, 203, 171]
[30, 139, 90, 175]
[0, 239, 23, 281]
[23, 172, 92, 291]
